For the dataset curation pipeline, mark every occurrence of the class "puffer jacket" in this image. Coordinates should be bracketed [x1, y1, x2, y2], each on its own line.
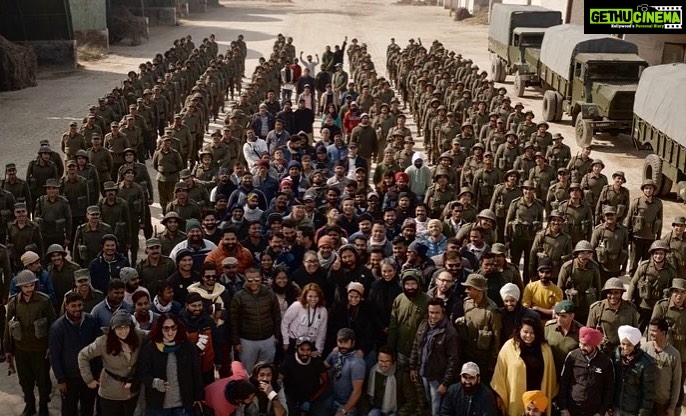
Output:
[230, 284, 281, 344]
[613, 348, 656, 416]
[410, 317, 460, 385]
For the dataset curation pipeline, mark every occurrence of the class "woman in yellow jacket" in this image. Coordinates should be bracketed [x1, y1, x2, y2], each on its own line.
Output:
[491, 317, 558, 416]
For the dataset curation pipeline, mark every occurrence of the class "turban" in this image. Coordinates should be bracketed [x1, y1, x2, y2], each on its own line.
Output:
[318, 236, 334, 248]
[618, 325, 642, 346]
[579, 327, 604, 348]
[394, 172, 409, 183]
[522, 390, 548, 412]
[499, 283, 520, 301]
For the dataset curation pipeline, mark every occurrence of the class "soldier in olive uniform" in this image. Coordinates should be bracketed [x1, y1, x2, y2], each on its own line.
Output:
[591, 206, 630, 284]
[456, 209, 498, 247]
[423, 172, 455, 219]
[74, 150, 100, 207]
[156, 211, 187, 256]
[153, 136, 185, 214]
[545, 133, 571, 172]
[205, 131, 230, 169]
[97, 181, 131, 256]
[34, 179, 71, 249]
[136, 237, 176, 296]
[165, 182, 202, 230]
[80, 115, 103, 143]
[460, 142, 484, 188]
[662, 216, 686, 278]
[557, 241, 602, 324]
[2, 164, 31, 213]
[546, 168, 571, 214]
[0, 186, 16, 249]
[512, 142, 536, 187]
[169, 115, 194, 164]
[490, 170, 522, 244]
[88, 134, 114, 190]
[59, 160, 89, 242]
[544, 300, 583, 373]
[595, 171, 630, 225]
[587, 277, 640, 355]
[119, 116, 144, 163]
[528, 152, 556, 203]
[506, 102, 525, 132]
[494, 131, 520, 173]
[505, 181, 544, 284]
[627, 240, 677, 331]
[567, 145, 593, 185]
[558, 183, 594, 246]
[181, 170, 211, 210]
[39, 140, 65, 179]
[7, 203, 43, 271]
[651, 278, 686, 409]
[73, 206, 113, 268]
[118, 148, 153, 238]
[580, 159, 608, 213]
[60, 121, 88, 163]
[625, 179, 663, 274]
[529, 209, 573, 282]
[530, 122, 553, 152]
[4, 270, 56, 416]
[516, 111, 536, 142]
[471, 152, 502, 211]
[457, 187, 477, 224]
[103, 121, 131, 178]
[26, 146, 59, 206]
[118, 167, 146, 266]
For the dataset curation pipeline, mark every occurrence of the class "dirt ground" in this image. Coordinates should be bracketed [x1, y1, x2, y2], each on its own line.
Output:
[0, 0, 683, 412]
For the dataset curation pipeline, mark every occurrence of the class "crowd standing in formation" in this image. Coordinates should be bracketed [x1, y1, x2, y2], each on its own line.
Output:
[0, 32, 683, 416]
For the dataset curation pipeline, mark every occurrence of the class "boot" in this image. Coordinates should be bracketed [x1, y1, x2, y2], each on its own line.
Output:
[20, 401, 36, 416]
[38, 401, 48, 416]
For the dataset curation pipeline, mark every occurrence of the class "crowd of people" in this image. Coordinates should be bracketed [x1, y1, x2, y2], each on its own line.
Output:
[1, 30, 684, 416]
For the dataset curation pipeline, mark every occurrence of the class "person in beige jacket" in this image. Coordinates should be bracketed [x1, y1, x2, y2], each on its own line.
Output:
[78, 310, 148, 416]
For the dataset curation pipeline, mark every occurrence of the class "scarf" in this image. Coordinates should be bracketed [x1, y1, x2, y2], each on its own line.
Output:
[318, 251, 338, 270]
[156, 340, 181, 353]
[367, 363, 397, 414]
[153, 295, 172, 313]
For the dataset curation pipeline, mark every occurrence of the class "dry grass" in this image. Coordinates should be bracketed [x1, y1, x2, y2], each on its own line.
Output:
[77, 44, 107, 62]
[460, 9, 489, 25]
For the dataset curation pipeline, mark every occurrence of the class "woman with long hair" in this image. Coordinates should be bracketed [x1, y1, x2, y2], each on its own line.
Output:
[137, 313, 204, 416]
[259, 250, 275, 284]
[78, 311, 147, 416]
[491, 317, 558, 416]
[271, 266, 301, 319]
[281, 283, 328, 354]
[368, 258, 402, 346]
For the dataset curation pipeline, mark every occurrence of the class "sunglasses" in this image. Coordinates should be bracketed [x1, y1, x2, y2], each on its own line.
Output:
[162, 325, 178, 332]
[246, 278, 260, 283]
[203, 274, 217, 280]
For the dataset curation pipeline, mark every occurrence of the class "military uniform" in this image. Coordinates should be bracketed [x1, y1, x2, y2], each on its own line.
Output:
[652, 291, 686, 407]
[580, 172, 608, 213]
[88, 146, 114, 186]
[494, 142, 520, 173]
[73, 221, 112, 268]
[2, 178, 31, 211]
[75, 160, 101, 206]
[557, 258, 602, 324]
[529, 228, 573, 281]
[34, 194, 71, 249]
[117, 181, 146, 265]
[460, 153, 483, 188]
[457, 295, 501, 383]
[59, 175, 89, 241]
[587, 298, 639, 355]
[153, 147, 184, 214]
[490, 183, 522, 244]
[471, 166, 502, 211]
[7, 220, 43, 271]
[544, 319, 583, 373]
[627, 258, 676, 331]
[591, 221, 630, 283]
[136, 255, 176, 297]
[0, 190, 16, 246]
[505, 196, 544, 283]
[545, 141, 571, 171]
[26, 159, 58, 203]
[60, 132, 87, 162]
[165, 199, 201, 231]
[528, 164, 556, 202]
[170, 122, 194, 162]
[98, 197, 131, 251]
[558, 199, 594, 246]
[423, 183, 455, 219]
[595, 184, 630, 225]
[546, 181, 570, 214]
[567, 154, 593, 185]
[625, 193, 663, 274]
[157, 229, 187, 257]
[119, 124, 144, 162]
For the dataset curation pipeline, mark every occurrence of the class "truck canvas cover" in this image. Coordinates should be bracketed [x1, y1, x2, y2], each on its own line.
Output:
[634, 63, 686, 143]
[488, 4, 561, 45]
[539, 25, 638, 80]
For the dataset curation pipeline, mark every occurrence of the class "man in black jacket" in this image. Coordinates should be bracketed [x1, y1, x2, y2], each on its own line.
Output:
[439, 362, 499, 416]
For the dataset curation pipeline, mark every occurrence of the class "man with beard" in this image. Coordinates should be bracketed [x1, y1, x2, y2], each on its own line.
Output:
[529, 210, 572, 281]
[498, 283, 539, 347]
[136, 237, 175, 296]
[587, 278, 640, 356]
[87, 234, 129, 294]
[89, 278, 133, 328]
[118, 267, 147, 305]
[265, 231, 298, 272]
[49, 292, 100, 416]
[410, 298, 460, 416]
[188, 262, 232, 377]
[61, 269, 103, 313]
[166, 182, 202, 231]
[201, 210, 221, 245]
[158, 211, 186, 257]
[324, 327, 365, 416]
[557, 325, 613, 416]
[228, 173, 268, 212]
[206, 225, 254, 274]
[388, 269, 431, 416]
[230, 267, 281, 373]
[45, 244, 79, 306]
[279, 336, 330, 416]
[240, 220, 267, 260]
[350, 113, 377, 161]
[522, 259, 564, 321]
[439, 362, 499, 416]
[167, 248, 201, 305]
[5, 270, 56, 416]
[330, 245, 374, 298]
[366, 346, 400, 416]
[475, 252, 507, 309]
[179, 292, 217, 386]
[169, 219, 217, 273]
[611, 325, 656, 416]
[315, 235, 338, 273]
[218, 257, 246, 298]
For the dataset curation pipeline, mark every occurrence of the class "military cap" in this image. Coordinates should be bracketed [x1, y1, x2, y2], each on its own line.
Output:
[505, 169, 520, 180]
[39, 140, 50, 146]
[553, 133, 564, 140]
[523, 141, 535, 150]
[91, 133, 102, 139]
[641, 179, 656, 190]
[121, 166, 135, 175]
[179, 169, 192, 179]
[14, 202, 27, 211]
[548, 209, 564, 219]
[536, 122, 549, 129]
[69, 121, 78, 127]
[146, 237, 162, 248]
[612, 171, 626, 182]
[143, 89, 152, 95]
[44, 178, 59, 188]
[537, 258, 553, 271]
[129, 104, 137, 109]
[452, 137, 461, 144]
[461, 121, 473, 129]
[534, 151, 545, 159]
[461, 274, 487, 291]
[161, 211, 181, 225]
[554, 300, 575, 314]
[38, 145, 52, 154]
[458, 187, 474, 198]
[671, 278, 686, 291]
[75, 150, 89, 159]
[602, 277, 625, 292]
[103, 181, 118, 191]
[649, 240, 669, 253]
[477, 209, 497, 223]
[111, 121, 120, 128]
[45, 244, 67, 257]
[473, 142, 485, 150]
[673, 217, 686, 226]
[602, 205, 617, 215]
[15, 270, 38, 286]
[483, 151, 494, 158]
[573, 240, 594, 255]
[515, 102, 524, 109]
[5, 163, 16, 170]
[569, 182, 582, 191]
[174, 182, 188, 191]
[491, 243, 507, 255]
[521, 180, 536, 189]
[591, 159, 605, 168]
[73, 269, 90, 281]
[87, 205, 101, 214]
[123, 148, 136, 156]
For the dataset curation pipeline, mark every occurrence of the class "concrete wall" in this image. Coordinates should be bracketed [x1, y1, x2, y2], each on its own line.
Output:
[622, 35, 686, 66]
[69, 0, 109, 48]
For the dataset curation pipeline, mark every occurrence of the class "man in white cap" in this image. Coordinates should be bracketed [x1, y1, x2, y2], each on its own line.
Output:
[439, 362, 499, 416]
[612, 325, 656, 416]
[10, 251, 57, 307]
[499, 282, 539, 347]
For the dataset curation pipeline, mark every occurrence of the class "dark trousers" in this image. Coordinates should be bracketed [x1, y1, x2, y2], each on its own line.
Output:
[510, 239, 534, 284]
[99, 395, 138, 416]
[71, 216, 85, 243]
[629, 238, 653, 275]
[158, 181, 175, 215]
[638, 307, 654, 333]
[15, 349, 51, 404]
[61, 377, 96, 416]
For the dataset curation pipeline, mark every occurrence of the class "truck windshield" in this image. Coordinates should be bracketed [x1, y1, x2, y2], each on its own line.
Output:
[516, 33, 544, 48]
[587, 63, 643, 81]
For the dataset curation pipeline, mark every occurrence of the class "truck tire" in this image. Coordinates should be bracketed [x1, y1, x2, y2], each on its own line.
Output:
[497, 60, 506, 82]
[575, 113, 593, 147]
[553, 91, 564, 121]
[644, 154, 673, 196]
[542, 90, 557, 122]
[491, 59, 503, 83]
[514, 73, 525, 97]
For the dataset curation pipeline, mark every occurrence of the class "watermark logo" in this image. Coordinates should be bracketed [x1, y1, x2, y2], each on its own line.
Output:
[586, 4, 684, 33]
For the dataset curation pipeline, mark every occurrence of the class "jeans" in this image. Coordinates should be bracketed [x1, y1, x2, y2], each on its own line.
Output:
[147, 407, 189, 416]
[61, 377, 96, 416]
[240, 336, 276, 372]
[421, 378, 442, 416]
[281, 88, 293, 104]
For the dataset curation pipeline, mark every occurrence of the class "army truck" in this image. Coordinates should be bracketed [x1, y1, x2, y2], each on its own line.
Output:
[532, 25, 648, 147]
[488, 4, 562, 84]
[633, 63, 686, 198]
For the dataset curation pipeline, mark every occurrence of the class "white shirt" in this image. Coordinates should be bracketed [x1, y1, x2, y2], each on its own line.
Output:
[243, 138, 268, 167]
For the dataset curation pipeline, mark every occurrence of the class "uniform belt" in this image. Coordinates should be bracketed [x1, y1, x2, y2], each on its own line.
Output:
[105, 369, 129, 382]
